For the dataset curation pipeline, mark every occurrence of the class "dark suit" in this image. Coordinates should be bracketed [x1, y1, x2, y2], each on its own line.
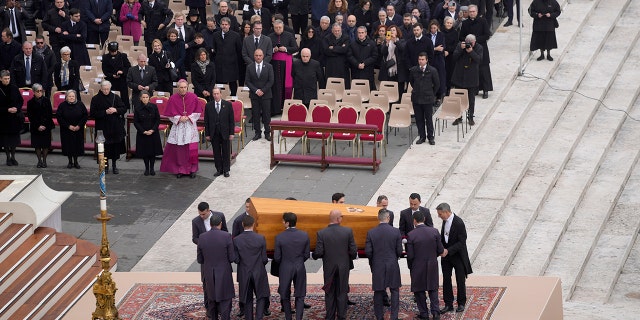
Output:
[409, 64, 439, 141]
[387, 15, 402, 26]
[204, 99, 235, 175]
[234, 230, 270, 320]
[197, 228, 236, 319]
[1, 7, 29, 44]
[274, 228, 310, 320]
[53, 60, 81, 93]
[312, 224, 357, 320]
[60, 20, 91, 66]
[407, 224, 444, 318]
[441, 214, 473, 308]
[291, 58, 324, 106]
[232, 212, 249, 238]
[245, 61, 274, 137]
[242, 35, 273, 65]
[242, 7, 272, 34]
[399, 206, 433, 236]
[365, 223, 402, 320]
[212, 30, 242, 91]
[167, 23, 194, 43]
[405, 35, 434, 69]
[81, 0, 113, 45]
[41, 6, 70, 59]
[126, 65, 158, 109]
[140, 0, 173, 54]
[10, 54, 48, 89]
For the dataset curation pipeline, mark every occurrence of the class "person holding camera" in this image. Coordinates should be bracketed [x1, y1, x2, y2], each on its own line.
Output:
[451, 34, 482, 126]
[459, 4, 492, 99]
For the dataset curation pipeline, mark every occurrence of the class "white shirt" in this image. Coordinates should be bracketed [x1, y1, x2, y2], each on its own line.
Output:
[203, 212, 212, 232]
[444, 213, 454, 243]
[255, 62, 263, 73]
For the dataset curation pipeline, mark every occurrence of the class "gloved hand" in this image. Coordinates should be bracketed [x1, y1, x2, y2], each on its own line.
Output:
[126, 13, 134, 20]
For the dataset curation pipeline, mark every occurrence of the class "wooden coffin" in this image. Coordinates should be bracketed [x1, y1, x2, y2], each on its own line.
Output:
[247, 197, 380, 252]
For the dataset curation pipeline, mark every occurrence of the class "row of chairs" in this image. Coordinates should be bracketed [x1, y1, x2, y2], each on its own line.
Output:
[434, 89, 470, 142]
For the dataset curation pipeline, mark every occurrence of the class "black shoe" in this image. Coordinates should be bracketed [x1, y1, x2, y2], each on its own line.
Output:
[7, 160, 13, 166]
[11, 159, 18, 165]
[452, 118, 462, 126]
[37, 161, 43, 168]
[303, 303, 311, 309]
[74, 163, 81, 169]
[236, 310, 244, 317]
[482, 91, 488, 99]
[504, 21, 512, 27]
[112, 167, 118, 174]
[213, 171, 223, 177]
[144, 169, 150, 176]
[190, 172, 197, 178]
[224, 172, 230, 177]
[469, 118, 476, 126]
[428, 139, 435, 145]
[537, 54, 545, 61]
[456, 305, 465, 312]
[252, 134, 261, 141]
[150, 169, 155, 176]
[433, 312, 441, 320]
[263, 309, 271, 316]
[42, 162, 47, 168]
[67, 163, 73, 169]
[177, 173, 183, 178]
[383, 298, 391, 307]
[265, 135, 272, 141]
[347, 299, 356, 305]
[416, 138, 425, 144]
[547, 55, 553, 61]
[440, 305, 454, 313]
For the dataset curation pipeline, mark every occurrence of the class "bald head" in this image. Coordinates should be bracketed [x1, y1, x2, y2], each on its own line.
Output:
[300, 48, 311, 63]
[329, 209, 343, 224]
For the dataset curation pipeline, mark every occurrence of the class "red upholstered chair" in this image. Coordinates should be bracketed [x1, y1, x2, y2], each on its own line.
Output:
[231, 100, 245, 150]
[359, 107, 387, 156]
[196, 97, 207, 148]
[331, 106, 359, 157]
[305, 105, 332, 154]
[151, 96, 170, 146]
[51, 91, 67, 126]
[19, 88, 34, 123]
[279, 104, 308, 154]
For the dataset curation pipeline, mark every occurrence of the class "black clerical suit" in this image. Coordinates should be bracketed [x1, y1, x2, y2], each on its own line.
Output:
[441, 214, 473, 309]
[365, 223, 403, 320]
[399, 206, 433, 236]
[274, 227, 310, 320]
[204, 99, 235, 175]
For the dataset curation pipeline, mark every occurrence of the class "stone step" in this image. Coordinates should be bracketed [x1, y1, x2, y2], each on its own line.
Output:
[571, 151, 640, 303]
[608, 228, 640, 304]
[0, 227, 57, 292]
[0, 223, 33, 262]
[0, 212, 12, 234]
[430, 0, 603, 215]
[472, 2, 640, 275]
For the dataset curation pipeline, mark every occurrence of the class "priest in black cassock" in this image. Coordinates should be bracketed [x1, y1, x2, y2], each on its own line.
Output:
[268, 19, 298, 115]
[292, 48, 325, 106]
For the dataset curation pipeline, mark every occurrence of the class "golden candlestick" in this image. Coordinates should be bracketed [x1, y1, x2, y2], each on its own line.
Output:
[92, 131, 120, 320]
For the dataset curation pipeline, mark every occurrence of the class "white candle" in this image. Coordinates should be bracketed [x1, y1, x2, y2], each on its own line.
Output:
[98, 143, 104, 153]
[100, 199, 106, 211]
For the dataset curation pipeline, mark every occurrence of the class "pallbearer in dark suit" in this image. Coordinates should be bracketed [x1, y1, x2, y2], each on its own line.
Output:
[365, 209, 403, 320]
[245, 48, 274, 142]
[274, 212, 310, 320]
[407, 210, 444, 320]
[204, 88, 235, 178]
[437, 202, 473, 314]
[127, 53, 158, 110]
[197, 213, 236, 320]
[234, 215, 270, 320]
[312, 209, 358, 320]
[399, 193, 434, 237]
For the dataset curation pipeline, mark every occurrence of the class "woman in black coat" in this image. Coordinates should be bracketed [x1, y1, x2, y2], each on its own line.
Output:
[379, 25, 408, 97]
[163, 28, 187, 80]
[529, 0, 561, 61]
[133, 91, 163, 176]
[90, 81, 128, 174]
[101, 42, 132, 110]
[148, 39, 173, 93]
[191, 48, 216, 101]
[239, 21, 252, 86]
[57, 90, 87, 168]
[27, 83, 55, 168]
[0, 70, 24, 166]
[352, 0, 374, 33]
[53, 46, 82, 95]
[300, 26, 324, 65]
[442, 16, 459, 94]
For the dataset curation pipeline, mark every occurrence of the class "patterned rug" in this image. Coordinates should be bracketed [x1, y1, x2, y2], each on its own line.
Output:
[117, 283, 505, 319]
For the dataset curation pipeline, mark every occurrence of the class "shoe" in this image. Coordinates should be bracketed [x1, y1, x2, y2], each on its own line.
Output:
[263, 309, 271, 316]
[236, 310, 244, 317]
[37, 161, 42, 168]
[6, 160, 13, 166]
[416, 138, 425, 144]
[383, 298, 391, 307]
[537, 54, 545, 61]
[482, 91, 488, 99]
[112, 167, 118, 174]
[252, 134, 261, 141]
[67, 163, 73, 169]
[347, 299, 356, 305]
[428, 139, 435, 145]
[11, 159, 18, 165]
[150, 169, 155, 176]
[42, 162, 47, 168]
[177, 173, 183, 178]
[265, 135, 272, 141]
[213, 171, 223, 177]
[504, 21, 512, 27]
[433, 313, 441, 320]
[469, 118, 476, 126]
[547, 55, 553, 61]
[440, 305, 454, 313]
[144, 169, 150, 176]
[452, 118, 462, 126]
[456, 305, 465, 312]
[224, 172, 230, 177]
[74, 163, 81, 169]
[190, 172, 197, 178]
[303, 303, 311, 309]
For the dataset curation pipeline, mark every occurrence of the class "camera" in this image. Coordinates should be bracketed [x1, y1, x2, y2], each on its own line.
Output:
[465, 41, 472, 49]
[448, 1, 456, 6]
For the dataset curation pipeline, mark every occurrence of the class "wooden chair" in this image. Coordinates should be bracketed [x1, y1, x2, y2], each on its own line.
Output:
[231, 99, 245, 150]
[280, 104, 308, 153]
[305, 105, 332, 154]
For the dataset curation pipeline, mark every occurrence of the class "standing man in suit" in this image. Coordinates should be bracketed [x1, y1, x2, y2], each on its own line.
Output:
[232, 198, 252, 238]
[60, 8, 91, 66]
[167, 12, 194, 44]
[197, 213, 236, 319]
[242, 22, 273, 66]
[376, 195, 394, 226]
[399, 193, 434, 237]
[245, 48, 274, 142]
[10, 41, 48, 89]
[409, 52, 439, 145]
[127, 53, 158, 109]
[140, 0, 173, 55]
[274, 212, 310, 320]
[385, 5, 402, 26]
[405, 23, 434, 69]
[204, 87, 235, 178]
[312, 209, 358, 320]
[406, 210, 444, 320]
[437, 202, 473, 314]
[41, 0, 70, 60]
[0, 29, 21, 72]
[212, 17, 243, 95]
[365, 209, 403, 320]
[81, 0, 112, 46]
[322, 23, 351, 87]
[243, 0, 272, 34]
[2, 0, 29, 45]
[234, 215, 270, 320]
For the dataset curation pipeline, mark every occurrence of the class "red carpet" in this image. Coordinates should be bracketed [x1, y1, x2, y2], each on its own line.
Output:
[117, 283, 504, 319]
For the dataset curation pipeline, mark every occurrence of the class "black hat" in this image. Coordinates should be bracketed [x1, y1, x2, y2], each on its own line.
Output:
[188, 9, 199, 17]
[107, 41, 119, 52]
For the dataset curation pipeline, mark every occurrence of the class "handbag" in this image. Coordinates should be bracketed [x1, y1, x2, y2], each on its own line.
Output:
[169, 67, 179, 81]
[384, 58, 396, 69]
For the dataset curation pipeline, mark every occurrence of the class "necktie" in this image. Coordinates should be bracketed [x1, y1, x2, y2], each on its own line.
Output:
[421, 66, 425, 73]
[222, 32, 225, 39]
[140, 67, 145, 79]
[71, 22, 75, 27]
[150, 2, 154, 8]
[179, 27, 184, 40]
[10, 9, 17, 35]
[25, 57, 31, 83]
[62, 61, 68, 86]
[257, 63, 261, 77]
[257, 10, 261, 15]
[216, 102, 220, 113]
[255, 37, 259, 48]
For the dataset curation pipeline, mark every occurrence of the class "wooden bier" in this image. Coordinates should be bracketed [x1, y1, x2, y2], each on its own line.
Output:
[247, 197, 380, 253]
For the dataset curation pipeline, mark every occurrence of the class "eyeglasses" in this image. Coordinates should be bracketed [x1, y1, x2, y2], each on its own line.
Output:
[35, 90, 43, 92]
[36, 42, 44, 44]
